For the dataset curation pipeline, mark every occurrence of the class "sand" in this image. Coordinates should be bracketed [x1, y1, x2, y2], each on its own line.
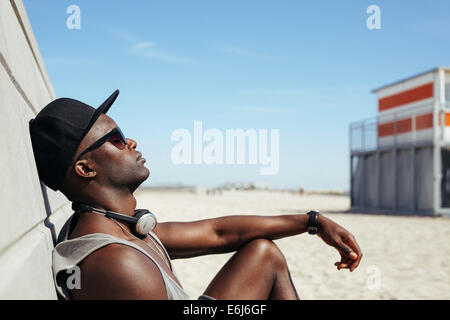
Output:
[134, 189, 450, 300]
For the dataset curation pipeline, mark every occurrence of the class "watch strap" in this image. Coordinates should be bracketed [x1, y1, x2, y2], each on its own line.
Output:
[307, 210, 319, 235]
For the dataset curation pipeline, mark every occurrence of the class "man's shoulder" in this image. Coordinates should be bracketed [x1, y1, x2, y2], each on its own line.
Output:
[83, 242, 143, 264]
[79, 241, 160, 277]
[71, 242, 168, 299]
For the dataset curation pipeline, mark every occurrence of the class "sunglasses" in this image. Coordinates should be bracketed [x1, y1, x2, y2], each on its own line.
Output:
[75, 127, 128, 163]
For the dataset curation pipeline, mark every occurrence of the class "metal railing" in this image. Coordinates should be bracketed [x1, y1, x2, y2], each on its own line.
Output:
[349, 100, 439, 153]
[349, 118, 378, 152]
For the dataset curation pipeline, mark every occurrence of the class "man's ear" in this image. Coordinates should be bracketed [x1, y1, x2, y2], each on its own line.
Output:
[73, 159, 97, 178]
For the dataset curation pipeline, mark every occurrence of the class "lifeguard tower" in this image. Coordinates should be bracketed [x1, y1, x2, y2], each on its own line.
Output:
[350, 67, 450, 216]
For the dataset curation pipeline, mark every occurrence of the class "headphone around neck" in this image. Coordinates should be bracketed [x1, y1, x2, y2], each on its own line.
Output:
[71, 202, 157, 239]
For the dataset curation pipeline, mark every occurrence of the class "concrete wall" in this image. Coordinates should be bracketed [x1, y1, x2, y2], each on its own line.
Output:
[396, 149, 414, 210]
[415, 147, 433, 211]
[365, 154, 378, 208]
[0, 0, 72, 299]
[351, 147, 434, 215]
[379, 151, 396, 209]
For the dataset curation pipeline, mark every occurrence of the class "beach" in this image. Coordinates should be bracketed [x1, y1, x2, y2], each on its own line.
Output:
[135, 189, 450, 300]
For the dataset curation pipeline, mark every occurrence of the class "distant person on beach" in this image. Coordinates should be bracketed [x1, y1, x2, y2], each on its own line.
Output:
[29, 90, 363, 300]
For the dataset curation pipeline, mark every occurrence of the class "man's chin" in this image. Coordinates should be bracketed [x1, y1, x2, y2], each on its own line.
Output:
[130, 167, 150, 193]
[143, 166, 150, 179]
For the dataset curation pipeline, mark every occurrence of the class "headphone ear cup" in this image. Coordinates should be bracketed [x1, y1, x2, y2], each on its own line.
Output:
[132, 210, 157, 238]
[129, 209, 147, 239]
[134, 209, 149, 218]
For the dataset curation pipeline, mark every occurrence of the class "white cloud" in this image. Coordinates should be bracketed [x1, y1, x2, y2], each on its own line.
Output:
[217, 44, 284, 62]
[100, 25, 140, 44]
[101, 25, 197, 66]
[132, 41, 154, 50]
[132, 48, 195, 65]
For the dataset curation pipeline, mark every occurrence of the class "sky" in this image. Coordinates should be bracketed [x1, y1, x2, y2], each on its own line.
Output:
[23, 0, 450, 190]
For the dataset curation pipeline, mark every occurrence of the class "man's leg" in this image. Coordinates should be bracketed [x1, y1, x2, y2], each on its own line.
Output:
[202, 238, 299, 300]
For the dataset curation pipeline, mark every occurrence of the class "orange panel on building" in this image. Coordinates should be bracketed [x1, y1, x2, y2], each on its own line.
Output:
[378, 83, 434, 111]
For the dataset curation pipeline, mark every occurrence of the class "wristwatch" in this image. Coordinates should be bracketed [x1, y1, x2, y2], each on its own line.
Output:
[306, 210, 320, 235]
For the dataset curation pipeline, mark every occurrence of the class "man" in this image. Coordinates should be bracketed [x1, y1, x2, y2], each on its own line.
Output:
[29, 90, 362, 300]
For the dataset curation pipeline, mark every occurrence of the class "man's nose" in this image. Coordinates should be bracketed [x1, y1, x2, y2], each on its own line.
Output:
[126, 138, 137, 150]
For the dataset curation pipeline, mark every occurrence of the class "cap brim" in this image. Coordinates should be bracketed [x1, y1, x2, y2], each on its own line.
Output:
[97, 89, 120, 115]
[86, 89, 120, 133]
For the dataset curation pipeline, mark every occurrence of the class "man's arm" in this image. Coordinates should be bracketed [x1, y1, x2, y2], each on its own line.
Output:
[154, 214, 307, 259]
[154, 213, 363, 271]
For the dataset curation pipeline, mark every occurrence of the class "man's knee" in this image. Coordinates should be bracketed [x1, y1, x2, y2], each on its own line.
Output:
[242, 239, 287, 269]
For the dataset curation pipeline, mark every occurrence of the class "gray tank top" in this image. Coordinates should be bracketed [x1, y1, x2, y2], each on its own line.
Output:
[52, 216, 190, 300]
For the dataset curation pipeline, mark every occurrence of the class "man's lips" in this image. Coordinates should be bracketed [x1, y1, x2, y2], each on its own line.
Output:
[136, 152, 146, 163]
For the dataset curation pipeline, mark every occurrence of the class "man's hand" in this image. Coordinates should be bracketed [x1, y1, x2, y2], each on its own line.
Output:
[316, 214, 363, 272]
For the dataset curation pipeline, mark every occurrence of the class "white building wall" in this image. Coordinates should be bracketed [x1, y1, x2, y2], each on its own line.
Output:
[445, 70, 450, 102]
[375, 72, 435, 100]
[0, 0, 72, 299]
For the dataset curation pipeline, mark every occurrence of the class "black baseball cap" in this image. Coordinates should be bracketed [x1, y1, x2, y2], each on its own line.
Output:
[29, 90, 120, 191]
